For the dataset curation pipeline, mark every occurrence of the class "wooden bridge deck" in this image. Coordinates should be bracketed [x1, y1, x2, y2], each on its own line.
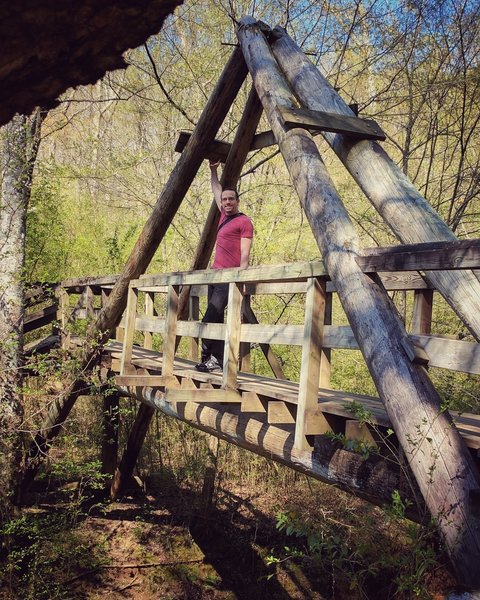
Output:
[105, 341, 480, 458]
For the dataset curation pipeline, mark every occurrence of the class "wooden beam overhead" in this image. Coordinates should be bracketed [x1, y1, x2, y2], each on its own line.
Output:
[358, 239, 480, 272]
[174, 128, 277, 163]
[277, 106, 386, 141]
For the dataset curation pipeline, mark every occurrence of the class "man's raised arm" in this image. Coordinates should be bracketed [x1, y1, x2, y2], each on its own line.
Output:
[210, 161, 222, 210]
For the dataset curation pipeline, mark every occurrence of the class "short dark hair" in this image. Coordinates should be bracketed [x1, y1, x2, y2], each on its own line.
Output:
[222, 187, 239, 200]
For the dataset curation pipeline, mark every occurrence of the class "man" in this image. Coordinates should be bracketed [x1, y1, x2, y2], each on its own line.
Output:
[195, 161, 253, 373]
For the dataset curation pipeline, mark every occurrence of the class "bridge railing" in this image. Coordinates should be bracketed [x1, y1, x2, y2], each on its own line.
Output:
[118, 258, 480, 451]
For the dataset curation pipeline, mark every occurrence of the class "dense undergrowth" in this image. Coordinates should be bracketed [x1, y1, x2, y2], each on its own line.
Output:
[1, 390, 459, 600]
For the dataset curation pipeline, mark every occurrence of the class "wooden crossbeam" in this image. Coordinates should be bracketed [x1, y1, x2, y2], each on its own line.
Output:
[358, 239, 480, 272]
[24, 303, 57, 333]
[165, 389, 242, 403]
[174, 129, 276, 163]
[277, 106, 386, 141]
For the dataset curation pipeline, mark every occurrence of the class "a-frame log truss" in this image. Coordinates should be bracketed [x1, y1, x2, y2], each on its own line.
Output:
[235, 17, 480, 587]
[22, 16, 480, 590]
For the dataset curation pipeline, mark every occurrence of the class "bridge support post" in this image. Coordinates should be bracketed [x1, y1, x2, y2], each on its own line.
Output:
[22, 46, 249, 491]
[101, 388, 119, 478]
[237, 16, 480, 587]
[110, 400, 154, 499]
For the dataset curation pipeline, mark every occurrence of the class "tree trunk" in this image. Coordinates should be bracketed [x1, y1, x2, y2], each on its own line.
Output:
[236, 17, 480, 588]
[0, 109, 42, 519]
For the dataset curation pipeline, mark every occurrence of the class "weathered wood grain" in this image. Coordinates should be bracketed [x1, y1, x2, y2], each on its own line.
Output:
[278, 106, 386, 140]
[358, 240, 480, 272]
[270, 26, 480, 343]
[238, 17, 480, 586]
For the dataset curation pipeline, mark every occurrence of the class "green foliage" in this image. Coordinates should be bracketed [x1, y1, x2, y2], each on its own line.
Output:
[268, 496, 441, 599]
[0, 458, 108, 600]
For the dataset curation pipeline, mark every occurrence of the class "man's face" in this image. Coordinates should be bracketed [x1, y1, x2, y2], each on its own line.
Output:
[221, 189, 239, 215]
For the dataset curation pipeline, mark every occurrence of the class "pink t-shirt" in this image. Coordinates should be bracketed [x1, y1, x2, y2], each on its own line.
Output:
[212, 209, 253, 269]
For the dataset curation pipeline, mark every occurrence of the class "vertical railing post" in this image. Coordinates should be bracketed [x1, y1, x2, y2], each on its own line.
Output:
[319, 290, 332, 389]
[56, 287, 70, 350]
[412, 289, 433, 335]
[295, 276, 326, 450]
[144, 291, 155, 350]
[240, 294, 251, 372]
[223, 282, 244, 389]
[84, 285, 95, 319]
[162, 285, 180, 378]
[101, 388, 119, 477]
[119, 285, 138, 375]
[188, 289, 200, 361]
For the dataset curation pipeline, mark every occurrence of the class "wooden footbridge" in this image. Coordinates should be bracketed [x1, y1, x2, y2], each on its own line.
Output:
[21, 17, 480, 589]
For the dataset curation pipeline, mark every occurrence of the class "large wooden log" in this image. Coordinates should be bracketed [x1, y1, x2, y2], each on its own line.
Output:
[269, 27, 480, 342]
[22, 48, 248, 490]
[96, 47, 248, 336]
[123, 384, 422, 519]
[110, 402, 155, 499]
[236, 17, 480, 587]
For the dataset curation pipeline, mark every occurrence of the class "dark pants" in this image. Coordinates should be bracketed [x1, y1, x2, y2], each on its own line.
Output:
[201, 283, 229, 363]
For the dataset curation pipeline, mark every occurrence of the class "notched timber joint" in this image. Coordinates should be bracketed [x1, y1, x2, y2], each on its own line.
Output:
[277, 106, 386, 141]
[400, 337, 430, 366]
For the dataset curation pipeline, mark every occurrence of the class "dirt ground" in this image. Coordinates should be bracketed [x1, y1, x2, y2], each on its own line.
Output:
[1, 472, 460, 600]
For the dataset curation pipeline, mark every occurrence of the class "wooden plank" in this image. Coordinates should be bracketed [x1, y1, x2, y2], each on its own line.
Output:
[242, 300, 287, 379]
[162, 285, 179, 378]
[174, 131, 231, 163]
[268, 401, 295, 424]
[139, 318, 350, 349]
[345, 420, 378, 448]
[115, 375, 177, 387]
[137, 260, 327, 288]
[240, 296, 251, 372]
[174, 128, 276, 163]
[358, 240, 480, 272]
[412, 335, 480, 375]
[24, 303, 57, 333]
[241, 391, 266, 413]
[295, 277, 325, 449]
[119, 287, 138, 375]
[60, 275, 119, 291]
[241, 18, 480, 585]
[177, 129, 277, 158]
[278, 106, 386, 141]
[166, 389, 242, 403]
[223, 283, 244, 389]
[189, 294, 200, 361]
[319, 291, 332, 388]
[304, 407, 335, 435]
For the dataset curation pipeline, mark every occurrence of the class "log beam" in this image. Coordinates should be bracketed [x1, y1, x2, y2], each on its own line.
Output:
[269, 26, 480, 342]
[237, 17, 480, 587]
[22, 47, 248, 490]
[124, 382, 423, 520]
